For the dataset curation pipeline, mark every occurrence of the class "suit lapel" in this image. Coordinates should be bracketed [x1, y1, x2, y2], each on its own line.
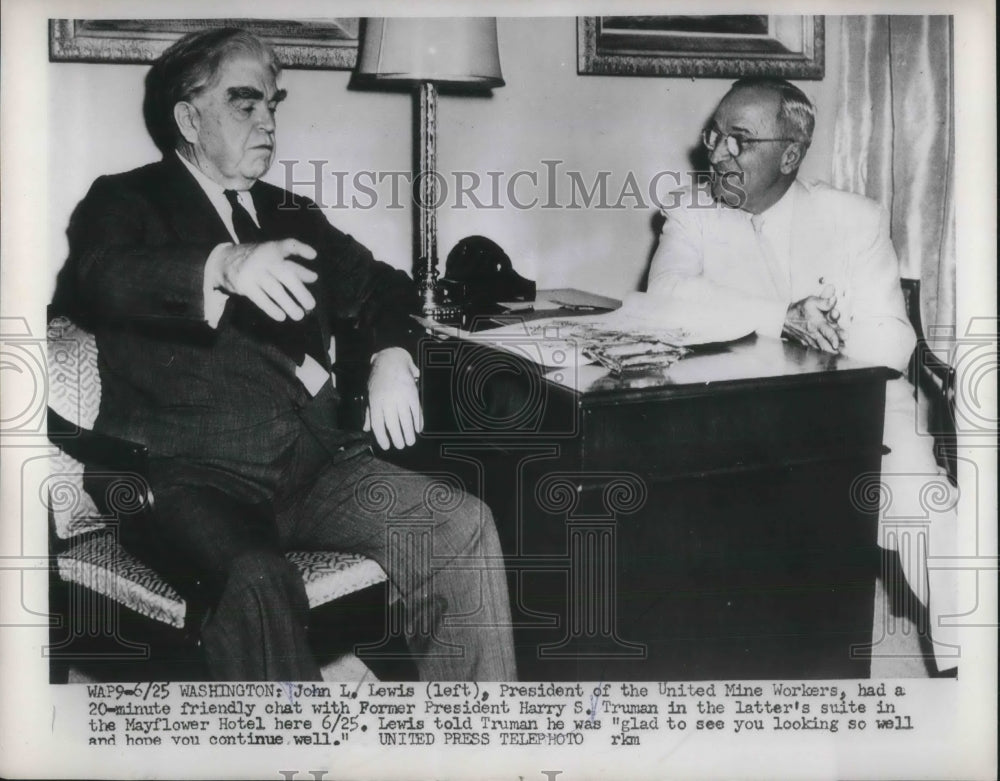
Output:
[250, 183, 281, 239]
[157, 155, 234, 246]
[789, 180, 824, 300]
[753, 217, 790, 303]
[248, 182, 332, 370]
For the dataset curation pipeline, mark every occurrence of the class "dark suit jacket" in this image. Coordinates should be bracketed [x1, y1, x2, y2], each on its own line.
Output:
[55, 155, 419, 473]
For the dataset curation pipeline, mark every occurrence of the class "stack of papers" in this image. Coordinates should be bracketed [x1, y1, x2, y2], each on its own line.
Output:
[582, 333, 690, 373]
[416, 293, 755, 374]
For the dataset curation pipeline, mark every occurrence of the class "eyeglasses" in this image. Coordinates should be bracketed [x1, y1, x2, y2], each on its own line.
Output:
[702, 128, 797, 158]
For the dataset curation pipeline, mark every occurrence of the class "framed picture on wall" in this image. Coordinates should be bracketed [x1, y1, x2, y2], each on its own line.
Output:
[49, 18, 360, 70]
[578, 15, 824, 79]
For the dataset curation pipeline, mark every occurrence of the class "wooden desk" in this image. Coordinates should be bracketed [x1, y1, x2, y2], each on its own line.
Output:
[411, 319, 890, 680]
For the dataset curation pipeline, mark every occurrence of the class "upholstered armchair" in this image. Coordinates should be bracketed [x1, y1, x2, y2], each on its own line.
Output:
[46, 314, 393, 681]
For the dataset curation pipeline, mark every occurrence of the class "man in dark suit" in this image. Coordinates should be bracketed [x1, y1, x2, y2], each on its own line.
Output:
[55, 28, 516, 681]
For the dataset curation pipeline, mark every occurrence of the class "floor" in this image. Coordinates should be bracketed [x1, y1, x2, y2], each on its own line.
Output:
[67, 651, 379, 685]
[869, 575, 943, 678]
[64, 573, 943, 684]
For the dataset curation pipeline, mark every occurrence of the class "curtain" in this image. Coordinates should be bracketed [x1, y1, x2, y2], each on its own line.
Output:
[832, 15, 955, 339]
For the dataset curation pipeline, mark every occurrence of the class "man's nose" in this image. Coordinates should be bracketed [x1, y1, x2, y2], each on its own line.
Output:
[257, 105, 275, 132]
[709, 139, 732, 166]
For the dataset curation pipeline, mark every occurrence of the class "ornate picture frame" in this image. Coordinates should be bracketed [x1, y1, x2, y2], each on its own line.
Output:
[49, 18, 360, 70]
[578, 15, 825, 79]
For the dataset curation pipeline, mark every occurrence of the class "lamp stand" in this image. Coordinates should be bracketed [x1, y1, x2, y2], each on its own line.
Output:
[415, 82, 463, 324]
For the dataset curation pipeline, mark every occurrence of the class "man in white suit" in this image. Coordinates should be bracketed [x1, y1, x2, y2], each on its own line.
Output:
[648, 77, 958, 674]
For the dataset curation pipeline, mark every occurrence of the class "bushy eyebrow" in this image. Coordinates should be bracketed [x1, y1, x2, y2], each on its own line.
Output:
[226, 87, 288, 105]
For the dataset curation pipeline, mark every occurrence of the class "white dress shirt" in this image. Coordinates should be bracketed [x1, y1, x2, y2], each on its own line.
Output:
[176, 153, 329, 394]
[175, 151, 257, 328]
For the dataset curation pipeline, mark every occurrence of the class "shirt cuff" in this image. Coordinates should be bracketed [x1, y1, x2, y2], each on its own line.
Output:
[203, 243, 232, 328]
[754, 300, 789, 339]
[370, 346, 411, 365]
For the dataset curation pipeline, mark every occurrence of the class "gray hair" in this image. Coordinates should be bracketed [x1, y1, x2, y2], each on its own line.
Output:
[143, 28, 281, 154]
[730, 77, 815, 147]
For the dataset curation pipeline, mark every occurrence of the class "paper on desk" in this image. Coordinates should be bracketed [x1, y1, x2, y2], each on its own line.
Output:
[414, 315, 594, 369]
[415, 294, 754, 371]
[497, 298, 561, 312]
[590, 292, 756, 345]
[473, 293, 753, 363]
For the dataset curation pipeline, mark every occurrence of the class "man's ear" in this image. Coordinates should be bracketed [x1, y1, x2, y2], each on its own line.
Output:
[173, 101, 200, 145]
[780, 142, 805, 175]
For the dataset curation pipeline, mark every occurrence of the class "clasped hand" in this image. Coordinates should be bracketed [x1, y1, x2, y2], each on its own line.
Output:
[218, 239, 318, 321]
[783, 284, 846, 354]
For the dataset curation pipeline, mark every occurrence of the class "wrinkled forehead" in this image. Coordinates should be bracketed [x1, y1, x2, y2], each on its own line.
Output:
[203, 51, 280, 97]
[711, 87, 781, 134]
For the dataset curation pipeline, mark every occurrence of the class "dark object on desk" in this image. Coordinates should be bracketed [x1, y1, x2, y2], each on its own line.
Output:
[440, 235, 536, 306]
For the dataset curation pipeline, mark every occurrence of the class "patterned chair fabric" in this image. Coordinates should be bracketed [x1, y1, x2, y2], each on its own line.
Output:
[58, 531, 391, 630]
[47, 316, 388, 629]
[48, 317, 105, 537]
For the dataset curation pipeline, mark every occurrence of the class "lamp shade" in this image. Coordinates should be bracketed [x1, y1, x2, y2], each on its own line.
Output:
[356, 18, 504, 88]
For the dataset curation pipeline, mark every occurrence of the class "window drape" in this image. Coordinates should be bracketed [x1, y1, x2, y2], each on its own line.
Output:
[832, 15, 955, 342]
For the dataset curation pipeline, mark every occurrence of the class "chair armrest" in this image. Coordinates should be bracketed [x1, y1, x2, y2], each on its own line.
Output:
[910, 342, 958, 485]
[48, 407, 149, 474]
[912, 339, 957, 429]
[48, 407, 154, 517]
[914, 340, 956, 392]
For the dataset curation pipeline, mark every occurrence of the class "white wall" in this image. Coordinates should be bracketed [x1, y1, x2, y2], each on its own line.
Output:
[47, 16, 842, 301]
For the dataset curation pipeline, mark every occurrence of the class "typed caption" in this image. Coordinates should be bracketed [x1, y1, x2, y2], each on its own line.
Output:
[76, 679, 927, 750]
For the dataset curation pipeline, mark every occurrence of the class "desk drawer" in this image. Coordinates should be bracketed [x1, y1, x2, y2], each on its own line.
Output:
[580, 378, 886, 478]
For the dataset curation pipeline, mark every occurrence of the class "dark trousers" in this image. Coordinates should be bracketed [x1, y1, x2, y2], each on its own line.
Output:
[123, 395, 516, 681]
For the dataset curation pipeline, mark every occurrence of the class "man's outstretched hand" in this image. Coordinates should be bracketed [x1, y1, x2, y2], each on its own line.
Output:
[217, 239, 318, 321]
[365, 347, 423, 450]
[783, 284, 846, 354]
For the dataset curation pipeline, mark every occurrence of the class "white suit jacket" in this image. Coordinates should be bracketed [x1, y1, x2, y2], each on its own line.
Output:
[647, 179, 960, 625]
[647, 179, 916, 374]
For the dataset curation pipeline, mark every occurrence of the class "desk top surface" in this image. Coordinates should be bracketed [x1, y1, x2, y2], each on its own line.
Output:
[444, 289, 890, 401]
[546, 334, 889, 400]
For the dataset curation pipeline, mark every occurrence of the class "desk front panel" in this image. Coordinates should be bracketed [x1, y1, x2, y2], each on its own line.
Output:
[417, 336, 889, 680]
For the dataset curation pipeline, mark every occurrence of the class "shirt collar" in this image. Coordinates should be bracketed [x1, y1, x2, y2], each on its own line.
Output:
[174, 151, 259, 235]
[751, 178, 801, 233]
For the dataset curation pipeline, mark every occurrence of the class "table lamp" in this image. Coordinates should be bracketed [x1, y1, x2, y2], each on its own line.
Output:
[354, 18, 505, 323]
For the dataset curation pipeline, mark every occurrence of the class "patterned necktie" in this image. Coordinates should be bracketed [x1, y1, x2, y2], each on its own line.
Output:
[223, 190, 327, 371]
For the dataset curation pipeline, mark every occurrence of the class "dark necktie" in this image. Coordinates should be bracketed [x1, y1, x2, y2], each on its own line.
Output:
[224, 189, 263, 243]
[223, 189, 326, 369]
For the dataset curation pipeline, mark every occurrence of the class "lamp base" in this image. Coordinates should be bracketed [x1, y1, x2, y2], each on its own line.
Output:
[421, 298, 465, 326]
[417, 252, 464, 325]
